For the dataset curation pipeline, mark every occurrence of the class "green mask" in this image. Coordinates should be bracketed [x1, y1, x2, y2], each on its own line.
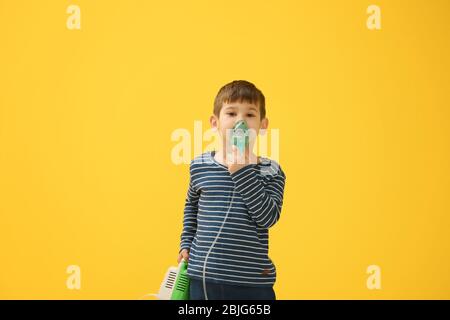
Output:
[231, 120, 250, 154]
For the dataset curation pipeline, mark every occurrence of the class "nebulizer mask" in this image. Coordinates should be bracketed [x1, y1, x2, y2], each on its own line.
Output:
[229, 119, 250, 154]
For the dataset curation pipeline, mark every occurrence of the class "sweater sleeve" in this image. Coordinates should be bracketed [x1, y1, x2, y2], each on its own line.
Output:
[229, 162, 286, 229]
[179, 161, 200, 253]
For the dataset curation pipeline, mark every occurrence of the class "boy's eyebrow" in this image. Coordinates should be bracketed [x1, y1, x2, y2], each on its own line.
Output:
[224, 105, 259, 112]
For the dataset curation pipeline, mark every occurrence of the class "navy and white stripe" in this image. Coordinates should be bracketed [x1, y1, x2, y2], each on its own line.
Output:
[180, 150, 286, 287]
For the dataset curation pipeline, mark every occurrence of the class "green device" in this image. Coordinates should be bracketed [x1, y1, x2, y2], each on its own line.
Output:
[155, 259, 190, 300]
[231, 120, 250, 153]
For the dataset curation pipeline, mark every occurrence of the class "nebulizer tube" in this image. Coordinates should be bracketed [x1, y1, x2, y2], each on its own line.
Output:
[202, 120, 249, 300]
[202, 189, 236, 300]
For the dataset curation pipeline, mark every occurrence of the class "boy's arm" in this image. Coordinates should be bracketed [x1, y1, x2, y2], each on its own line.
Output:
[230, 163, 286, 229]
[179, 161, 200, 253]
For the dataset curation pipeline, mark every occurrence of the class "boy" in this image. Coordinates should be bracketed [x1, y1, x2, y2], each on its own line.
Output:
[177, 80, 286, 300]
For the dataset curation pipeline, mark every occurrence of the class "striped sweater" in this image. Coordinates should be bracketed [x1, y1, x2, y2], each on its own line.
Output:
[179, 150, 286, 287]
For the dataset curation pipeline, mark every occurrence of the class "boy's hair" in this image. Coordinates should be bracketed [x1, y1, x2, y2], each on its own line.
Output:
[213, 80, 266, 119]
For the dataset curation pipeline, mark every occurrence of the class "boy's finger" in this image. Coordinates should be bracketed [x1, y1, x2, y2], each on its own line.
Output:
[230, 145, 238, 163]
[232, 145, 242, 160]
[235, 146, 246, 164]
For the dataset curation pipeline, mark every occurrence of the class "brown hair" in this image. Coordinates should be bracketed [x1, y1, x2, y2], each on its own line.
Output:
[213, 80, 266, 119]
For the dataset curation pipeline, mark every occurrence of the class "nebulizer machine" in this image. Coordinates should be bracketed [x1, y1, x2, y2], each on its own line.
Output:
[151, 120, 250, 300]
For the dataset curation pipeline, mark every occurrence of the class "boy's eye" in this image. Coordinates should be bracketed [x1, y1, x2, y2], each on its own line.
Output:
[227, 113, 236, 116]
[247, 114, 255, 117]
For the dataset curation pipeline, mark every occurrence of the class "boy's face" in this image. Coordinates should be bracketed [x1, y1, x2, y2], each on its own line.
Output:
[210, 100, 268, 151]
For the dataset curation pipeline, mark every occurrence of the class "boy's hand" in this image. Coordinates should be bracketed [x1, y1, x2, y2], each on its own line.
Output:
[177, 249, 189, 263]
[227, 145, 258, 174]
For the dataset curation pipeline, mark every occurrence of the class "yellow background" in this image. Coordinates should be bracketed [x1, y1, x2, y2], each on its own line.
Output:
[1, 0, 449, 299]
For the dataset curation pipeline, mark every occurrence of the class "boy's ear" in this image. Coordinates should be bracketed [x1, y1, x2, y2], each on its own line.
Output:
[210, 114, 219, 131]
[260, 117, 269, 134]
